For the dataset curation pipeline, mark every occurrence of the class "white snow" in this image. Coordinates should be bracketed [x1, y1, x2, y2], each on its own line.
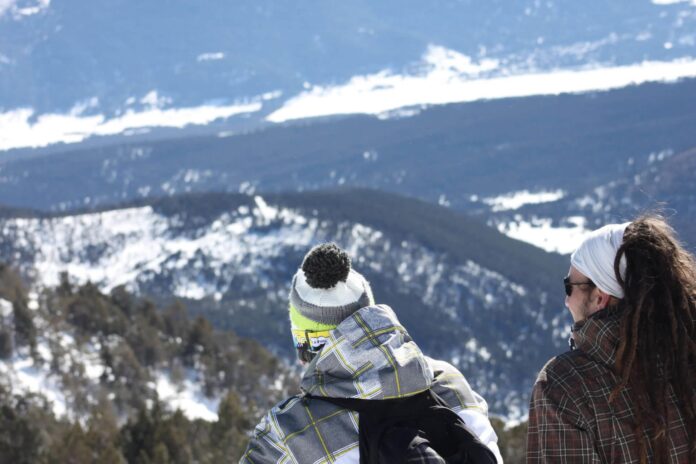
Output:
[0, 98, 262, 151]
[140, 90, 172, 108]
[5, 203, 317, 299]
[28, 292, 39, 310]
[254, 195, 278, 222]
[495, 216, 592, 254]
[0, 298, 12, 318]
[652, 0, 696, 5]
[267, 51, 696, 123]
[154, 372, 219, 421]
[376, 107, 423, 120]
[261, 90, 283, 101]
[482, 190, 565, 212]
[551, 34, 620, 59]
[25, 207, 172, 290]
[0, 338, 69, 418]
[0, 0, 49, 17]
[197, 52, 225, 62]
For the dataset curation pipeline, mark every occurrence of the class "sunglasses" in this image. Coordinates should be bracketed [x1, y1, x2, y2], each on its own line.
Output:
[291, 328, 331, 362]
[563, 276, 595, 297]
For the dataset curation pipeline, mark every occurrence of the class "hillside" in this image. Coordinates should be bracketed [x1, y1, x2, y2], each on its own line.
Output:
[0, 264, 295, 462]
[0, 78, 695, 217]
[0, 188, 570, 418]
[487, 145, 696, 252]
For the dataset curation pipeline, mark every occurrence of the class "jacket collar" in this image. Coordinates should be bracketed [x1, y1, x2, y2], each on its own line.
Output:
[572, 305, 624, 368]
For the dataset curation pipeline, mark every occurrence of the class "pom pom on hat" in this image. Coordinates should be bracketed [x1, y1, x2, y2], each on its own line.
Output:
[301, 243, 351, 289]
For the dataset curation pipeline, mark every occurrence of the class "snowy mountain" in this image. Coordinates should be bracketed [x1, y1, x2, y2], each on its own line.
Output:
[2, 0, 696, 150]
[0, 189, 569, 418]
[1, 78, 694, 256]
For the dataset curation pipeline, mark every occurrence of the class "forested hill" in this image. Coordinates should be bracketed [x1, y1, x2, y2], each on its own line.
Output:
[2, 78, 695, 213]
[0, 264, 295, 462]
[266, 188, 568, 290]
[0, 187, 570, 419]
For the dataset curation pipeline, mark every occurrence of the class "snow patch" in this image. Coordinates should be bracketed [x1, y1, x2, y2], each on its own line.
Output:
[197, 52, 225, 62]
[261, 90, 283, 101]
[154, 372, 219, 421]
[495, 216, 592, 254]
[551, 33, 620, 59]
[140, 90, 172, 109]
[268, 52, 696, 123]
[0, 298, 12, 318]
[0, 0, 50, 18]
[422, 45, 500, 76]
[652, 0, 696, 5]
[254, 195, 278, 222]
[1, 355, 68, 416]
[0, 99, 262, 151]
[376, 107, 423, 120]
[482, 190, 565, 212]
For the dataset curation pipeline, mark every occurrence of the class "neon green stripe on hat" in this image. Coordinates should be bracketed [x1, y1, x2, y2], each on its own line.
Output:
[289, 304, 337, 332]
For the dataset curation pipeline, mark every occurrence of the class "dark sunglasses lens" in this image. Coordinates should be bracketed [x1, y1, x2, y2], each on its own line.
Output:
[563, 277, 572, 297]
[297, 344, 316, 363]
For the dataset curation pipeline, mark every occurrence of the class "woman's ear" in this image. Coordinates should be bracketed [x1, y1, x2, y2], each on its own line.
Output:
[594, 288, 612, 310]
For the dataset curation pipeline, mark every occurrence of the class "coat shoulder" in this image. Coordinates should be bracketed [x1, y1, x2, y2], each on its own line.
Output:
[535, 350, 591, 386]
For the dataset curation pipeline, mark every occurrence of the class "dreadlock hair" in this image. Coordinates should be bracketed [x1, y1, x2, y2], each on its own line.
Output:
[611, 215, 696, 464]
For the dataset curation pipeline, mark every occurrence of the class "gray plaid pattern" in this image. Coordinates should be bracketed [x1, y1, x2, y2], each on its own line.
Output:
[241, 305, 492, 464]
[301, 305, 433, 400]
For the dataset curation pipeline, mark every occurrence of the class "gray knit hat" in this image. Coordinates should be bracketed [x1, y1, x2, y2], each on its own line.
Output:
[289, 243, 374, 352]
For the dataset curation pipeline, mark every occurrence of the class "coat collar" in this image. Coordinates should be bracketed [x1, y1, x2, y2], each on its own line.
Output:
[572, 305, 624, 368]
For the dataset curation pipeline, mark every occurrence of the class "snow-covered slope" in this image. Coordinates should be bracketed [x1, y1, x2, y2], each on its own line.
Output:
[484, 146, 696, 253]
[0, 270, 292, 427]
[6, 197, 314, 299]
[0, 190, 569, 418]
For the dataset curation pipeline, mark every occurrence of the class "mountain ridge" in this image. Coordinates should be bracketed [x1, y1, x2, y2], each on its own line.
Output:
[1, 78, 695, 214]
[0, 187, 572, 417]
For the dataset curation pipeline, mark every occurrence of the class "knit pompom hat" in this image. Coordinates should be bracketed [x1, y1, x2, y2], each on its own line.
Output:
[289, 243, 374, 354]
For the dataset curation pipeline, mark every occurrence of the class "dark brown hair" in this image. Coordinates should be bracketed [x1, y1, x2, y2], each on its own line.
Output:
[612, 215, 696, 464]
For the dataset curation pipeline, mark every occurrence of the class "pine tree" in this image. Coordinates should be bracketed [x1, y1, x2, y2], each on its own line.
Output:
[491, 417, 527, 464]
[211, 391, 253, 462]
[0, 406, 41, 464]
[121, 406, 158, 463]
[0, 329, 12, 359]
[150, 443, 171, 464]
[12, 299, 36, 353]
[47, 424, 94, 464]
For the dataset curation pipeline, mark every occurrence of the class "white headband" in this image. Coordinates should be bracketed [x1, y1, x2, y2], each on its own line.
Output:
[570, 222, 630, 298]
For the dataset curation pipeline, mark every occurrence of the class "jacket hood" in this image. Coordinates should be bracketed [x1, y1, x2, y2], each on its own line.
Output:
[300, 304, 433, 400]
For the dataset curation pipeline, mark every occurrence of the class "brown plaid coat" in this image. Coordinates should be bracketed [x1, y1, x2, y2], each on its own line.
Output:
[527, 307, 694, 463]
